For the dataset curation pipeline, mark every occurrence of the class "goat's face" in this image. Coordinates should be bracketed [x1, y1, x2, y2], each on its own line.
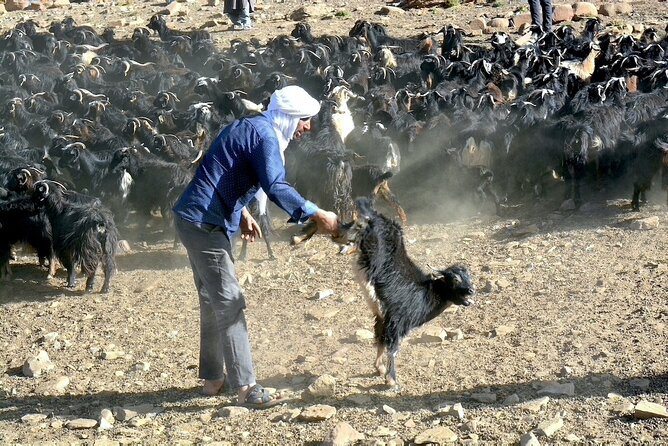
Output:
[433, 265, 475, 306]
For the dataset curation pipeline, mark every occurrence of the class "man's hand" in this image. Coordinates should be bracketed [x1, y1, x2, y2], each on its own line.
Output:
[311, 209, 339, 237]
[240, 208, 262, 242]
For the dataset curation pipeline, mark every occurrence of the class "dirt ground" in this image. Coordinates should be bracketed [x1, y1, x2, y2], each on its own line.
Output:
[1, 0, 668, 445]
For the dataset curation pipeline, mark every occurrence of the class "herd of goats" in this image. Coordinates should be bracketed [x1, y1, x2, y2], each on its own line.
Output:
[0, 14, 667, 293]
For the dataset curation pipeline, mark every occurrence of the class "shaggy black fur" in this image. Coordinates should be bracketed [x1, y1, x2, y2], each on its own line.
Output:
[32, 181, 119, 293]
[339, 197, 474, 386]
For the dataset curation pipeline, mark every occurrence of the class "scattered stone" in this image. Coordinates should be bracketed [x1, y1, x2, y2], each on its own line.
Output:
[382, 404, 396, 415]
[23, 350, 55, 378]
[133, 362, 150, 372]
[38, 332, 59, 345]
[21, 413, 48, 424]
[633, 401, 668, 419]
[354, 329, 375, 342]
[513, 13, 532, 28]
[112, 407, 137, 422]
[98, 416, 115, 432]
[201, 19, 220, 28]
[414, 426, 458, 444]
[324, 421, 364, 446]
[598, 3, 617, 16]
[162, 1, 182, 15]
[492, 325, 514, 337]
[559, 366, 573, 377]
[520, 431, 540, 446]
[609, 397, 634, 415]
[207, 0, 219, 5]
[372, 426, 397, 437]
[536, 415, 563, 437]
[101, 350, 124, 360]
[629, 216, 659, 230]
[217, 406, 250, 418]
[573, 2, 598, 18]
[5, 0, 30, 11]
[564, 434, 581, 442]
[553, 4, 574, 22]
[271, 408, 301, 422]
[418, 326, 446, 343]
[521, 396, 550, 412]
[469, 17, 487, 31]
[471, 392, 497, 403]
[489, 18, 509, 29]
[303, 374, 337, 399]
[503, 394, 520, 405]
[538, 382, 575, 396]
[437, 403, 465, 420]
[128, 417, 150, 427]
[445, 328, 464, 340]
[312, 289, 335, 300]
[299, 404, 337, 422]
[617, 2, 633, 14]
[377, 6, 404, 15]
[66, 418, 98, 429]
[52, 375, 70, 392]
[495, 278, 512, 290]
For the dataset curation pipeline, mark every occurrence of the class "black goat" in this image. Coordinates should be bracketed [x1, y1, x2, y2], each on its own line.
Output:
[32, 180, 118, 293]
[337, 197, 474, 386]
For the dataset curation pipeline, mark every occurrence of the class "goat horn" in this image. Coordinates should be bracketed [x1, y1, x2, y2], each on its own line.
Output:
[65, 142, 87, 150]
[50, 181, 68, 191]
[191, 150, 204, 164]
[167, 92, 180, 102]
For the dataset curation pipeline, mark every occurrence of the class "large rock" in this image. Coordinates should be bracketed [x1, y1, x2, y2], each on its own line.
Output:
[418, 326, 446, 343]
[489, 18, 509, 29]
[513, 13, 532, 28]
[629, 216, 659, 230]
[617, 2, 632, 14]
[414, 426, 458, 444]
[538, 382, 575, 396]
[65, 418, 98, 429]
[303, 374, 337, 399]
[299, 405, 337, 422]
[573, 2, 598, 19]
[469, 17, 487, 31]
[23, 350, 55, 378]
[520, 432, 541, 446]
[598, 3, 617, 16]
[553, 4, 574, 22]
[521, 396, 550, 412]
[5, 0, 30, 11]
[217, 406, 250, 418]
[536, 415, 564, 437]
[323, 422, 364, 446]
[633, 401, 668, 419]
[354, 329, 374, 342]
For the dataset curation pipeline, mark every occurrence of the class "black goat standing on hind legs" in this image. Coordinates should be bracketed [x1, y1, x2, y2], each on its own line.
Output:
[336, 197, 475, 387]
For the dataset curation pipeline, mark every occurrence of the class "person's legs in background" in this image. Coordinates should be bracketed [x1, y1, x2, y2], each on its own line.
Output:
[542, 0, 553, 32]
[527, 0, 543, 29]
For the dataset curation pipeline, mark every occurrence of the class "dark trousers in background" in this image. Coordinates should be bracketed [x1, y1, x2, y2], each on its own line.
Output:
[174, 217, 256, 389]
[528, 0, 553, 32]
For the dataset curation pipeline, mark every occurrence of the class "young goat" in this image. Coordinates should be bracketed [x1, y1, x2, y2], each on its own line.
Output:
[32, 180, 119, 294]
[337, 197, 475, 387]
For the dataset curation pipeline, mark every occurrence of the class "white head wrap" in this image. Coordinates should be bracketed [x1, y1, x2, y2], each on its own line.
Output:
[263, 85, 321, 152]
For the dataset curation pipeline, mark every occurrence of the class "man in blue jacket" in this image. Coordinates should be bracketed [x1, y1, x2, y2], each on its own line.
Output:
[173, 86, 339, 408]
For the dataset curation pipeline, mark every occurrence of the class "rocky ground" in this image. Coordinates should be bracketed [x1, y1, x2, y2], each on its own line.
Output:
[1, 0, 668, 445]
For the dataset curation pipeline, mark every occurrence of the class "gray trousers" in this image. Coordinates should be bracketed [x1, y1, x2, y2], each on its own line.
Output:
[528, 0, 553, 31]
[175, 217, 256, 389]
